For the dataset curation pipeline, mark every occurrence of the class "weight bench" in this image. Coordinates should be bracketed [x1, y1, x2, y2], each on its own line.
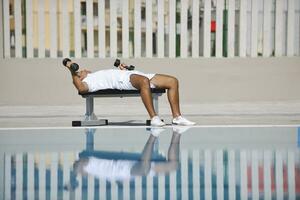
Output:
[72, 88, 166, 126]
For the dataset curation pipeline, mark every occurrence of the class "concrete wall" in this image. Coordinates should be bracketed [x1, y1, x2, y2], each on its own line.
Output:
[0, 57, 299, 106]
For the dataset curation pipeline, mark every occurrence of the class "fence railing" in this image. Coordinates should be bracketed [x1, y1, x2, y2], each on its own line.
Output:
[4, 149, 300, 199]
[2, 0, 300, 58]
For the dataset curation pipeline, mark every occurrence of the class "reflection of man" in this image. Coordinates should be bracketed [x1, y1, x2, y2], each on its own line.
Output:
[72, 127, 188, 183]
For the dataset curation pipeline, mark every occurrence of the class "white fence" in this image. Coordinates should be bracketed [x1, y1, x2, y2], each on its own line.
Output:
[4, 149, 300, 199]
[2, 0, 300, 58]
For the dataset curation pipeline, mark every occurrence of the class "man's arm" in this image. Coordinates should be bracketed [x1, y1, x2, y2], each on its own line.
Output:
[69, 70, 89, 94]
[72, 74, 89, 94]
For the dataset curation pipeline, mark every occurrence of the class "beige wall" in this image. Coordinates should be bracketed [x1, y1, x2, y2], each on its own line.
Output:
[0, 57, 299, 106]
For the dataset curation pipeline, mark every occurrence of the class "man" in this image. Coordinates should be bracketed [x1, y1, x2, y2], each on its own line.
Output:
[64, 60, 195, 126]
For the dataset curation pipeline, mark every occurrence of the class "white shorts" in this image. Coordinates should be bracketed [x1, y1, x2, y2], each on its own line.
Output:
[120, 72, 156, 90]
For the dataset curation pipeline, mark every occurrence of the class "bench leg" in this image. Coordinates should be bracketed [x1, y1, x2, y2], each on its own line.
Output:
[72, 96, 108, 126]
[85, 96, 97, 121]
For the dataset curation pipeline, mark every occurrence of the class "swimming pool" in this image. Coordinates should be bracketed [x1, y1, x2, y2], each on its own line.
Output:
[0, 126, 299, 200]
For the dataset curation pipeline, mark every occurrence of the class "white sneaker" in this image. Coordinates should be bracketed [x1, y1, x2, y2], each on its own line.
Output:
[172, 126, 191, 134]
[149, 127, 165, 137]
[172, 116, 196, 126]
[151, 116, 166, 127]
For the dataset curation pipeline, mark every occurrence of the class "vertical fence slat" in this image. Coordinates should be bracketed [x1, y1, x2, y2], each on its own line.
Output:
[98, 0, 106, 58]
[3, 0, 10, 58]
[287, 151, 296, 199]
[110, 0, 117, 57]
[123, 179, 130, 200]
[134, 0, 141, 57]
[239, 0, 247, 57]
[87, 176, 94, 200]
[216, 0, 224, 57]
[61, 0, 70, 57]
[216, 150, 224, 200]
[0, 1, 4, 58]
[157, 0, 164, 58]
[181, 150, 188, 200]
[158, 174, 165, 199]
[192, 150, 200, 200]
[50, 153, 58, 200]
[122, 0, 129, 58]
[39, 154, 46, 200]
[75, 174, 82, 199]
[49, 0, 57, 58]
[168, 0, 176, 58]
[63, 153, 70, 200]
[251, 151, 259, 200]
[147, 174, 153, 200]
[146, 0, 153, 57]
[192, 0, 199, 57]
[180, 0, 188, 57]
[135, 177, 142, 200]
[204, 150, 212, 200]
[263, 0, 272, 57]
[86, 0, 94, 58]
[25, 0, 33, 58]
[227, 0, 235, 57]
[99, 179, 106, 199]
[16, 154, 23, 200]
[4, 154, 11, 199]
[263, 151, 272, 200]
[275, 150, 284, 200]
[203, 0, 211, 57]
[38, 0, 45, 58]
[251, 0, 258, 57]
[240, 150, 248, 200]
[27, 153, 34, 200]
[275, 0, 283, 56]
[170, 171, 177, 200]
[74, 0, 81, 58]
[14, 0, 22, 57]
[287, 0, 295, 56]
[228, 150, 236, 200]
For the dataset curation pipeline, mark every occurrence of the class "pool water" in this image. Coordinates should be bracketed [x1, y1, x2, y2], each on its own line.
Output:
[0, 126, 299, 200]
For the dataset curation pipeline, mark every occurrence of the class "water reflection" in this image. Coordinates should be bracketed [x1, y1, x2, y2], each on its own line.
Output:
[1, 127, 300, 200]
[68, 127, 182, 190]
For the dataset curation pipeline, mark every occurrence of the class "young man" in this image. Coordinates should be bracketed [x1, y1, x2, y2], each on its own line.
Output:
[64, 60, 195, 126]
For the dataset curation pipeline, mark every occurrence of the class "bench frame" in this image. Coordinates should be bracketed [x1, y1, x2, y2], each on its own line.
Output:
[72, 89, 166, 126]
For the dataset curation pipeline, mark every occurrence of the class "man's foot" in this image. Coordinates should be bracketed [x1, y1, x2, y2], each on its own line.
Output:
[172, 116, 196, 126]
[149, 127, 166, 137]
[172, 126, 191, 134]
[151, 116, 166, 127]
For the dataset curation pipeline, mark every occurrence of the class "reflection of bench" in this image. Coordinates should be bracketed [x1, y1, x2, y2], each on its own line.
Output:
[80, 128, 165, 161]
[72, 89, 166, 126]
[79, 151, 166, 162]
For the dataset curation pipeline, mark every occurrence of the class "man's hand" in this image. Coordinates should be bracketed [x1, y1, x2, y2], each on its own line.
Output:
[119, 63, 127, 70]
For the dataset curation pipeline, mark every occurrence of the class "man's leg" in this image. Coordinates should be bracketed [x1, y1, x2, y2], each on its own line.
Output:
[150, 74, 181, 118]
[130, 74, 157, 118]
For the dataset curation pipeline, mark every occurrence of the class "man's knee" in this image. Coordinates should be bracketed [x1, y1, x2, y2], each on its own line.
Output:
[170, 77, 179, 87]
[140, 77, 151, 88]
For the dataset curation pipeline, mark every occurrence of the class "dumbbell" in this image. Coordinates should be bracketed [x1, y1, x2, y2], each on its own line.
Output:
[114, 59, 135, 71]
[62, 58, 79, 72]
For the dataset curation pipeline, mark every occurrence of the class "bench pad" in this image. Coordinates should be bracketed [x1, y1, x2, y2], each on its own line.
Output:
[80, 88, 166, 97]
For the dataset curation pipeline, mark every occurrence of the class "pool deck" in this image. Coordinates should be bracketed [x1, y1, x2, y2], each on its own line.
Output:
[1, 101, 300, 128]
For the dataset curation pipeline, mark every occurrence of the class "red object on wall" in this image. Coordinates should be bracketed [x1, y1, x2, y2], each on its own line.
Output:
[211, 21, 216, 32]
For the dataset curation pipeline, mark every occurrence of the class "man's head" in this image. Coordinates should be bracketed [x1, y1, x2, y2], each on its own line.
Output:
[77, 69, 91, 80]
